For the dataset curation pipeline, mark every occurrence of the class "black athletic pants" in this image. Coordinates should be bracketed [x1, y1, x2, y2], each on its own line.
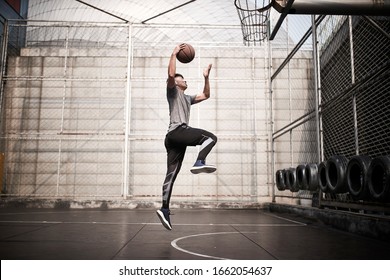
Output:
[161, 124, 217, 209]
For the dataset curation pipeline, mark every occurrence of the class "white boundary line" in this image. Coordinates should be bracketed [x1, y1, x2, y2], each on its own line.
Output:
[264, 212, 308, 226]
[0, 220, 307, 226]
[170, 214, 307, 259]
[171, 231, 259, 260]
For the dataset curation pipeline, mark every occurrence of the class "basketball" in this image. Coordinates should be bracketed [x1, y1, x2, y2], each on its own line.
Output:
[177, 44, 195, 63]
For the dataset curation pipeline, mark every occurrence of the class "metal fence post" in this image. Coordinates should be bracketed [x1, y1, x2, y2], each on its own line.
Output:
[349, 16, 359, 155]
[56, 25, 70, 196]
[268, 27, 275, 203]
[312, 15, 323, 206]
[0, 18, 8, 131]
[123, 23, 133, 199]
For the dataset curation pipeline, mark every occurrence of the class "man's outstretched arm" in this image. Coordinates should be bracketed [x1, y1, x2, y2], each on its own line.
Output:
[194, 64, 212, 103]
[167, 44, 185, 89]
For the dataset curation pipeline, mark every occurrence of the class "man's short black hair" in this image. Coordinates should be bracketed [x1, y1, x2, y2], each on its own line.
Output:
[175, 73, 184, 79]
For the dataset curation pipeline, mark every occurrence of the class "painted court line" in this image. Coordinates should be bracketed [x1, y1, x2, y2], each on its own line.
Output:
[0, 220, 307, 227]
[169, 214, 307, 259]
[171, 231, 259, 260]
[264, 212, 307, 226]
[0, 210, 307, 227]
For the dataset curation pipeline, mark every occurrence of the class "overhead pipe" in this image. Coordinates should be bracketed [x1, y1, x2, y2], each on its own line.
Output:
[273, 0, 390, 15]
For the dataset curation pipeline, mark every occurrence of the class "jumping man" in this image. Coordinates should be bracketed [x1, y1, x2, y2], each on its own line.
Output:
[156, 43, 217, 230]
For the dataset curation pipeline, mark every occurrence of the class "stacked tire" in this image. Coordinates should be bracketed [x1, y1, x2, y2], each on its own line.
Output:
[366, 156, 390, 202]
[275, 155, 390, 202]
[346, 155, 371, 200]
[296, 164, 307, 190]
[275, 169, 287, 191]
[276, 164, 321, 193]
[275, 168, 299, 192]
[318, 161, 327, 193]
[326, 155, 349, 194]
[305, 163, 319, 191]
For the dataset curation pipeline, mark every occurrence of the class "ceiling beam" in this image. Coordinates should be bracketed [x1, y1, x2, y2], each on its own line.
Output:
[141, 0, 197, 24]
[76, 0, 129, 23]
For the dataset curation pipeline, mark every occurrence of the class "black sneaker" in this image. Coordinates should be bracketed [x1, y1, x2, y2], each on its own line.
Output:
[190, 160, 217, 174]
[156, 208, 172, 230]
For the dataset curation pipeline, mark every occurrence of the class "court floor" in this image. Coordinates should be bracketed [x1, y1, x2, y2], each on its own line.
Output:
[0, 208, 389, 260]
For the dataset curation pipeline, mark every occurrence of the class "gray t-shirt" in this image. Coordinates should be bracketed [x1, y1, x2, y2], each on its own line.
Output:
[167, 86, 196, 132]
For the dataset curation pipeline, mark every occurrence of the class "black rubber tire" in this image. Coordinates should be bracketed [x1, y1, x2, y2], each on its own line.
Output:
[282, 169, 289, 190]
[318, 161, 328, 193]
[296, 164, 308, 190]
[305, 163, 319, 191]
[286, 167, 299, 192]
[346, 155, 371, 200]
[367, 156, 390, 202]
[275, 169, 286, 191]
[326, 155, 348, 193]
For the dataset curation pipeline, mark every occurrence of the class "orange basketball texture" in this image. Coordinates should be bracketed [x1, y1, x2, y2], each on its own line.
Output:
[177, 44, 195, 63]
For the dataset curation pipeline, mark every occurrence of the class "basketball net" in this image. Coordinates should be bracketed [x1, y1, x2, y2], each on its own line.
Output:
[235, 0, 272, 45]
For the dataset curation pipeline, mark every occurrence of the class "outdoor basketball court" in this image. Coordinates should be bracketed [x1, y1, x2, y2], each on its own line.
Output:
[1, 208, 389, 260]
[1, 3, 390, 280]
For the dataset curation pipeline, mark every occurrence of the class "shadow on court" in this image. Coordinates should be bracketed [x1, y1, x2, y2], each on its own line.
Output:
[0, 208, 389, 260]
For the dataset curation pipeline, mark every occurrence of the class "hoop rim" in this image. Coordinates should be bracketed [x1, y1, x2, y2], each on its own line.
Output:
[234, 0, 273, 13]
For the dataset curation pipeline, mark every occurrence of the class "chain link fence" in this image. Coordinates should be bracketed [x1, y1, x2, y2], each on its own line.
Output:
[271, 14, 390, 212]
[2, 16, 388, 210]
[1, 21, 128, 199]
[0, 20, 270, 206]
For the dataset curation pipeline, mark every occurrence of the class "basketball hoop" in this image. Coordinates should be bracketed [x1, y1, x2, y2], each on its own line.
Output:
[235, 0, 272, 45]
